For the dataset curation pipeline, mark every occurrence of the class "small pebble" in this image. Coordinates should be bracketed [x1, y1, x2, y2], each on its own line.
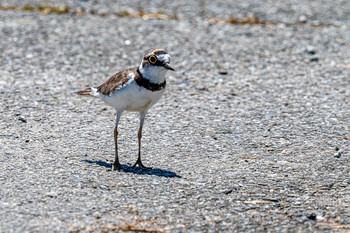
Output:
[18, 116, 27, 123]
[307, 213, 317, 220]
[310, 57, 319, 62]
[224, 190, 233, 195]
[305, 46, 316, 55]
[298, 15, 308, 23]
[218, 69, 228, 75]
[334, 151, 342, 158]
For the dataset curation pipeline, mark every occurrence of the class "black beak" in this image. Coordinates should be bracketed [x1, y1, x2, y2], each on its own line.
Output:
[164, 63, 175, 71]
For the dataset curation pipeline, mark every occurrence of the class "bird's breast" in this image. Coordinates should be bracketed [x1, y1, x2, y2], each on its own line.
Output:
[100, 81, 165, 112]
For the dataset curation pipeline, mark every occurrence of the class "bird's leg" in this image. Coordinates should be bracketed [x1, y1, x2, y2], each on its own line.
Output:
[133, 126, 144, 167]
[132, 111, 151, 169]
[112, 126, 122, 170]
[112, 111, 122, 171]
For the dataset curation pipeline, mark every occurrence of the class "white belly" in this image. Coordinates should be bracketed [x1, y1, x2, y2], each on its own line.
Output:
[99, 81, 165, 112]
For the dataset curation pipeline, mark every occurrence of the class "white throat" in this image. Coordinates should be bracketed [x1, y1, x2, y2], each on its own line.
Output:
[139, 63, 168, 84]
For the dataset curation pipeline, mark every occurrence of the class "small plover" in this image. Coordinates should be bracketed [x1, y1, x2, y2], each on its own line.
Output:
[77, 49, 174, 170]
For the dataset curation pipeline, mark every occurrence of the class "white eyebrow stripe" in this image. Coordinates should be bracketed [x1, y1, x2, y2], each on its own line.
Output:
[157, 54, 170, 63]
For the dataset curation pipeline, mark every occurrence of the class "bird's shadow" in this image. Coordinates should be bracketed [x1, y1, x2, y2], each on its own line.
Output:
[83, 160, 182, 178]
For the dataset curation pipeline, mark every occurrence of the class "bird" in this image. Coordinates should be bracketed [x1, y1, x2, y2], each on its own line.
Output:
[76, 49, 174, 171]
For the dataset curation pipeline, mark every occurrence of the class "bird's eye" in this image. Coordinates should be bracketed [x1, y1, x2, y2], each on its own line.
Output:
[149, 55, 157, 64]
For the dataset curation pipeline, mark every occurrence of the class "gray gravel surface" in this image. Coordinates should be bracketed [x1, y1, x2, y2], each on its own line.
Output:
[1, 0, 350, 232]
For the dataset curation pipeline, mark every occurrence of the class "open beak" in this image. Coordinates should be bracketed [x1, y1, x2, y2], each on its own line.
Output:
[163, 63, 175, 71]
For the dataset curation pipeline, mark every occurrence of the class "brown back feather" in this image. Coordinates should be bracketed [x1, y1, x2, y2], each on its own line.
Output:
[97, 68, 135, 96]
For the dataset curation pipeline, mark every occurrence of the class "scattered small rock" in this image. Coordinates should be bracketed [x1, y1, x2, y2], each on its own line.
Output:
[18, 116, 27, 123]
[307, 213, 317, 220]
[298, 15, 308, 23]
[45, 192, 59, 198]
[335, 151, 342, 158]
[224, 189, 233, 195]
[197, 86, 208, 91]
[218, 69, 228, 75]
[305, 46, 316, 55]
[310, 57, 319, 62]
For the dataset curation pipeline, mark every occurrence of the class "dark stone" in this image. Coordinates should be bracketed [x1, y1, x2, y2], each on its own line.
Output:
[307, 213, 317, 220]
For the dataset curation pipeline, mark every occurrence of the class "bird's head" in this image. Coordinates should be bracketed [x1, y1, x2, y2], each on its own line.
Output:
[141, 49, 174, 71]
[139, 49, 174, 82]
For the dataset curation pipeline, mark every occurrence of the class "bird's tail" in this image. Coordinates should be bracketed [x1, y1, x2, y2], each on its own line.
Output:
[76, 87, 94, 96]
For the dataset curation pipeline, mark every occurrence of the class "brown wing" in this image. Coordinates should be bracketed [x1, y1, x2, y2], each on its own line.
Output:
[97, 67, 137, 96]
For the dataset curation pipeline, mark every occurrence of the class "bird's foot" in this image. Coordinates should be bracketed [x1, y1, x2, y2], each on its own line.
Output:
[132, 160, 152, 170]
[112, 161, 122, 171]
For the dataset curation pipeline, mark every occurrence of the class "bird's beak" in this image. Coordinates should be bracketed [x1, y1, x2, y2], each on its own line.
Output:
[164, 63, 175, 71]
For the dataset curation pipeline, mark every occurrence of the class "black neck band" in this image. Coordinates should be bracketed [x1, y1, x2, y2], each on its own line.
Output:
[136, 68, 166, 92]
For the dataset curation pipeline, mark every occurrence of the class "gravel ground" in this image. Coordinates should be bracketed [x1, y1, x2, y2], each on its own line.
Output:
[1, 0, 350, 232]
